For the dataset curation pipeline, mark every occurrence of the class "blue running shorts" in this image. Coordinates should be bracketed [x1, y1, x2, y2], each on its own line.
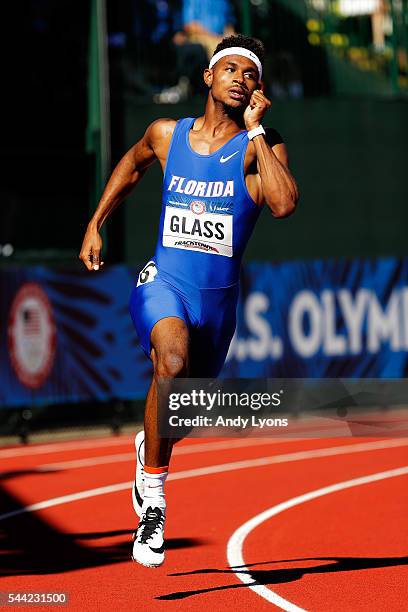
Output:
[129, 261, 239, 377]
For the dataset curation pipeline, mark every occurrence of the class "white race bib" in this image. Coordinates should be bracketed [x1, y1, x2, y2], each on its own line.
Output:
[162, 204, 233, 257]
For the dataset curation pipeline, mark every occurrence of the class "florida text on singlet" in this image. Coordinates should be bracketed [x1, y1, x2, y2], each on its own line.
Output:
[154, 117, 262, 288]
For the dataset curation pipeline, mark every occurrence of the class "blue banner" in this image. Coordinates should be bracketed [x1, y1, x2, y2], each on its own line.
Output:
[224, 258, 408, 378]
[0, 266, 151, 407]
[1, 258, 407, 408]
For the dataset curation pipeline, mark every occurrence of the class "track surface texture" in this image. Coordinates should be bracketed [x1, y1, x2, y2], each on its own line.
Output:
[1, 418, 407, 611]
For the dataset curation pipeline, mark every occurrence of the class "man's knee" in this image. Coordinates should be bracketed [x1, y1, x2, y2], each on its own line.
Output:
[155, 351, 188, 379]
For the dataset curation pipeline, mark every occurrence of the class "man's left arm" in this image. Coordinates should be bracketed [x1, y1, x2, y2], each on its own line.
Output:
[245, 90, 299, 217]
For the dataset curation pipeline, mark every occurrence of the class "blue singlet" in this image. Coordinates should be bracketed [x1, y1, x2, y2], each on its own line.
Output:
[129, 117, 263, 375]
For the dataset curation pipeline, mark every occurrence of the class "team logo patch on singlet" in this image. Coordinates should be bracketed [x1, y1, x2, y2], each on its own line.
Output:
[137, 261, 158, 286]
[163, 202, 233, 257]
[190, 200, 206, 214]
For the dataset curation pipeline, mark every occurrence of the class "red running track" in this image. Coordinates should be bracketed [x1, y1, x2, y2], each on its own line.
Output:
[0, 431, 407, 611]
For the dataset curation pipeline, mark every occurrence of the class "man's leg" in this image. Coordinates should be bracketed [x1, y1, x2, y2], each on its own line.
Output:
[145, 316, 189, 465]
[132, 316, 189, 567]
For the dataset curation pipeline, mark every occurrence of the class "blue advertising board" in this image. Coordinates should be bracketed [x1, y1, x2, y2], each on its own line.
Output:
[224, 258, 408, 377]
[1, 257, 407, 407]
[0, 266, 151, 407]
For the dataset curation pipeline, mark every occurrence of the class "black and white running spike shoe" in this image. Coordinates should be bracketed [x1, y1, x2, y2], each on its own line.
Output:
[132, 430, 144, 517]
[132, 506, 165, 568]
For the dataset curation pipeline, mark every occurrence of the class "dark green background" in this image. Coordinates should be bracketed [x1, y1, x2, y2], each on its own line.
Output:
[122, 98, 408, 264]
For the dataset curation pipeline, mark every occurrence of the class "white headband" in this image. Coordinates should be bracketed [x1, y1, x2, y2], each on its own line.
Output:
[209, 47, 262, 80]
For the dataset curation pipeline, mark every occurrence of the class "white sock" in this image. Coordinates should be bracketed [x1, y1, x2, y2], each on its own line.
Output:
[143, 466, 168, 512]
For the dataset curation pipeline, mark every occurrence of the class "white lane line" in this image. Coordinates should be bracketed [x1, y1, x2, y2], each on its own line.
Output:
[39, 453, 136, 471]
[8, 430, 408, 473]
[174, 438, 292, 454]
[0, 436, 135, 458]
[0, 430, 323, 460]
[1, 438, 407, 521]
[0, 482, 132, 521]
[9, 437, 408, 473]
[35, 439, 307, 471]
[2, 408, 406, 459]
[227, 465, 408, 612]
[2, 440, 299, 473]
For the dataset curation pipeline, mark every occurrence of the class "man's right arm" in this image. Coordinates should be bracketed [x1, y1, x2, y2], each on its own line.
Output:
[79, 118, 175, 270]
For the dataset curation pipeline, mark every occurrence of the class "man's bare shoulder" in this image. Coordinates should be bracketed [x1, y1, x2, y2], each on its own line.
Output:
[142, 119, 178, 164]
[146, 118, 177, 144]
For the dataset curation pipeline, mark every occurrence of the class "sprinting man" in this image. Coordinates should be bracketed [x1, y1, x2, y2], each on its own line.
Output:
[79, 34, 299, 568]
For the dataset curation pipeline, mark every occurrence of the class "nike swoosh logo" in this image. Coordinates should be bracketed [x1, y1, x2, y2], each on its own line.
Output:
[133, 480, 143, 507]
[149, 543, 165, 554]
[220, 151, 239, 163]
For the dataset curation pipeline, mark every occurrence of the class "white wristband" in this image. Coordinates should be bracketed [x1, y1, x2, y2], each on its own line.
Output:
[247, 125, 266, 140]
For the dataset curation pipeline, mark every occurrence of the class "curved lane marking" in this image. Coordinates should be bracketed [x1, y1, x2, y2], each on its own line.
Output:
[227, 465, 408, 611]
